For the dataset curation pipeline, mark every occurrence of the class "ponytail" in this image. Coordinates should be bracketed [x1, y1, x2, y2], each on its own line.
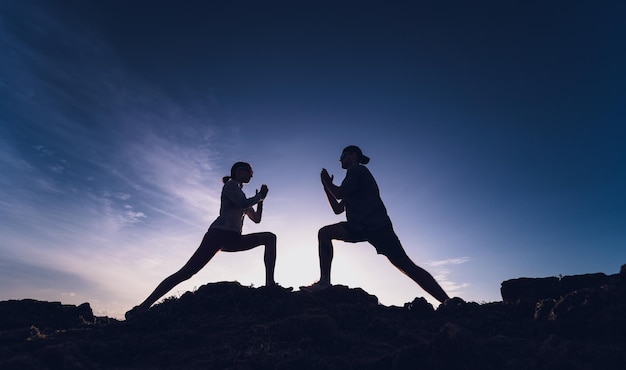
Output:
[223, 161, 251, 184]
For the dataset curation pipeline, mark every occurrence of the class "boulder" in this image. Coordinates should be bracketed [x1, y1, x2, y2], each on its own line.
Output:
[501, 276, 560, 309]
[0, 300, 94, 331]
[502, 266, 625, 314]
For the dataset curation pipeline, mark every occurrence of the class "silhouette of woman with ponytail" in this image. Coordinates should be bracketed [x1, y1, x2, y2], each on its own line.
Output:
[126, 162, 289, 319]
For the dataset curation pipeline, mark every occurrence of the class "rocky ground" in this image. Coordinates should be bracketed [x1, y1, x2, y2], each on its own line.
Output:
[1, 266, 625, 370]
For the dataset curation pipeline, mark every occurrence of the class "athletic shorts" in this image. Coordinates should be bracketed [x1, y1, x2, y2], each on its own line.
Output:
[341, 222, 407, 259]
[202, 228, 242, 248]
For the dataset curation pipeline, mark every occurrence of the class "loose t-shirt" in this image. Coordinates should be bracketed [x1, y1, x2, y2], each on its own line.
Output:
[340, 164, 391, 231]
[209, 180, 262, 233]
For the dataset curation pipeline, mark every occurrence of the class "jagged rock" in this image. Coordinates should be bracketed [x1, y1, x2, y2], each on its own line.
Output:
[534, 298, 557, 320]
[1, 269, 626, 369]
[545, 284, 626, 339]
[534, 334, 626, 370]
[501, 276, 561, 309]
[2, 354, 42, 370]
[424, 322, 495, 370]
[436, 296, 481, 316]
[501, 267, 625, 314]
[312, 284, 379, 306]
[0, 299, 94, 331]
[271, 313, 338, 342]
[403, 296, 434, 317]
[559, 273, 609, 296]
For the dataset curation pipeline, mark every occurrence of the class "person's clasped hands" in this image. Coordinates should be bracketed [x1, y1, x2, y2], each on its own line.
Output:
[258, 184, 269, 200]
[320, 168, 333, 186]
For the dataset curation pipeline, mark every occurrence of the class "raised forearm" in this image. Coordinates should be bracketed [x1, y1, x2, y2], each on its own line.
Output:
[255, 201, 263, 222]
[226, 187, 262, 208]
[324, 186, 344, 214]
[324, 181, 345, 200]
[246, 202, 263, 223]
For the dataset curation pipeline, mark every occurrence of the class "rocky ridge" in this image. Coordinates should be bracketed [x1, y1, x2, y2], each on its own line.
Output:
[1, 265, 625, 369]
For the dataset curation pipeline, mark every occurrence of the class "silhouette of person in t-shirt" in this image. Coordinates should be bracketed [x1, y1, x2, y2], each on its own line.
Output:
[300, 146, 450, 303]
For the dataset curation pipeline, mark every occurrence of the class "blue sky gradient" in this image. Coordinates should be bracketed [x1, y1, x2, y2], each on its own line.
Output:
[1, 1, 625, 318]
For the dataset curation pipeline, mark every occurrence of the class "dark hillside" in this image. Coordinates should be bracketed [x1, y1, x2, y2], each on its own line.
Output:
[1, 265, 625, 369]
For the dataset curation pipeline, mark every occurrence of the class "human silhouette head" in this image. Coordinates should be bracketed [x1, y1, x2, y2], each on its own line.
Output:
[340, 145, 370, 169]
[223, 162, 253, 184]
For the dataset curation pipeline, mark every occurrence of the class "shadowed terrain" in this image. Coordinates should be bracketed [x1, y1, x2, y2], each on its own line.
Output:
[1, 265, 625, 369]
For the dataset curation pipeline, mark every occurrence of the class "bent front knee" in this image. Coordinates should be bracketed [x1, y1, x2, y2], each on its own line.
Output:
[318, 226, 332, 241]
[263, 232, 277, 245]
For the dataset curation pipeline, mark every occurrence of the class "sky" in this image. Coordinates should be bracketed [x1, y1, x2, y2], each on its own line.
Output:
[1, 0, 625, 319]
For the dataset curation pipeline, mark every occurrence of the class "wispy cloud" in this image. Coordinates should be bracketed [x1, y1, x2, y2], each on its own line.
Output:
[0, 2, 232, 316]
[2, 0, 227, 225]
[426, 257, 471, 297]
[427, 257, 470, 267]
[33, 145, 56, 156]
